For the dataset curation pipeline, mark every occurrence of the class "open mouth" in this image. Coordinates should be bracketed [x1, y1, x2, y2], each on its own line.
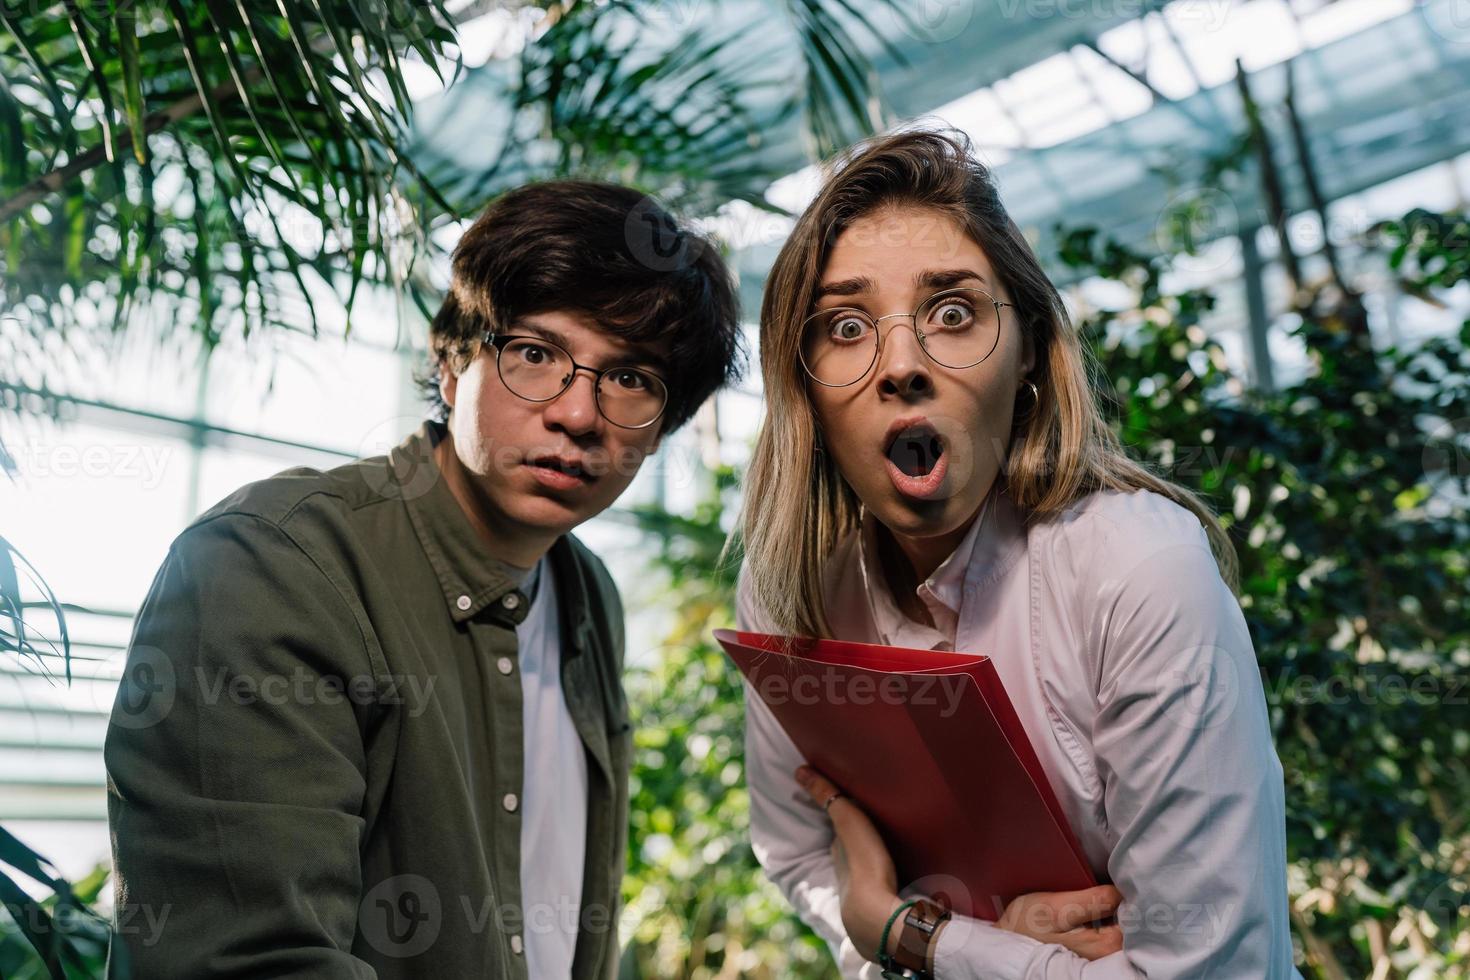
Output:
[885, 424, 946, 477]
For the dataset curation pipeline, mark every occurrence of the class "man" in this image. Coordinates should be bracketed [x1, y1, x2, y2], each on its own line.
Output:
[105, 181, 741, 978]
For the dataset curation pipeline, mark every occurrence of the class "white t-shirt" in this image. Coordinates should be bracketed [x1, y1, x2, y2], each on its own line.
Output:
[515, 557, 588, 978]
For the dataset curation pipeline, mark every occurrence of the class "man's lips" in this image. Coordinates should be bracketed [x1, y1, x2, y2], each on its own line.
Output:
[526, 454, 598, 484]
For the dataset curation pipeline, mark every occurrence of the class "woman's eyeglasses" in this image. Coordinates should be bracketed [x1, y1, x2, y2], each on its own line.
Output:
[799, 287, 1012, 387]
[481, 332, 668, 429]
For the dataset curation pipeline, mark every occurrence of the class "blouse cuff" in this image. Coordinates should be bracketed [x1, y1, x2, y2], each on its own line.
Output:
[932, 915, 1042, 980]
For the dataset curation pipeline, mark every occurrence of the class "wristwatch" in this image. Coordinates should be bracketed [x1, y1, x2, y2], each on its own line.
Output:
[893, 897, 951, 976]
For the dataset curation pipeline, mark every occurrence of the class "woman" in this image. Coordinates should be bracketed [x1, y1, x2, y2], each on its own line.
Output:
[734, 128, 1301, 978]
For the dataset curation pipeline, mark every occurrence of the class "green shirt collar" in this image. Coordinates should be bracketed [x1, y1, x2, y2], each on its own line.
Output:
[392, 420, 580, 634]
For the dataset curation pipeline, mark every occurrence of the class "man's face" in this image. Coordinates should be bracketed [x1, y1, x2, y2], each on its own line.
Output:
[440, 309, 666, 538]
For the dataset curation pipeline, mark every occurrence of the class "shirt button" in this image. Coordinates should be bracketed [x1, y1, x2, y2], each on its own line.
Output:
[455, 594, 471, 611]
[497, 656, 513, 675]
[503, 792, 519, 812]
[510, 934, 523, 955]
[501, 593, 521, 610]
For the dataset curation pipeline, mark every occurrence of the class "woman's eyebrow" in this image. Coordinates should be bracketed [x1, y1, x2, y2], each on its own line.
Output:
[814, 275, 874, 299]
[915, 268, 988, 290]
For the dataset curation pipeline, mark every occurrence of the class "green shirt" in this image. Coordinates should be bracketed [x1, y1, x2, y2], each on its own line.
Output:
[105, 420, 632, 979]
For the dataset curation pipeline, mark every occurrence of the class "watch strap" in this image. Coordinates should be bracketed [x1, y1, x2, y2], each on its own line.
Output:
[894, 898, 951, 974]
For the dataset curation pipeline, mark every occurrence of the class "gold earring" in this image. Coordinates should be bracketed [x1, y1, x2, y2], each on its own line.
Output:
[1015, 378, 1040, 422]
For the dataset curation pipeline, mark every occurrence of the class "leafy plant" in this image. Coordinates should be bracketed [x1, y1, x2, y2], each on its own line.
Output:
[0, 0, 458, 364]
[1, 0, 913, 405]
[622, 467, 836, 978]
[1058, 213, 1470, 977]
[0, 852, 117, 980]
[0, 536, 123, 977]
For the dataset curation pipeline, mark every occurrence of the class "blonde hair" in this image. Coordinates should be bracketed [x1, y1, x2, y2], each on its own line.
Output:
[736, 127, 1240, 639]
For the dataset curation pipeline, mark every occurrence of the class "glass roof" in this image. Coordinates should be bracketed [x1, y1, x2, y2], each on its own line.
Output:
[729, 0, 1470, 300]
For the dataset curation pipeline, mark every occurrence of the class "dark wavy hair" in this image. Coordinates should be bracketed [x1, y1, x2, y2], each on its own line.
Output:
[418, 180, 743, 435]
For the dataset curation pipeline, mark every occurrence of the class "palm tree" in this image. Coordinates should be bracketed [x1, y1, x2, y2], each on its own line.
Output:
[0, 0, 913, 398]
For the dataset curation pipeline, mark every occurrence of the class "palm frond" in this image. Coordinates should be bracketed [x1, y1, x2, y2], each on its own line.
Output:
[0, 0, 456, 382]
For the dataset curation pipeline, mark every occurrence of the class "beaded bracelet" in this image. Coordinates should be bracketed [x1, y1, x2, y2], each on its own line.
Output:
[877, 899, 919, 978]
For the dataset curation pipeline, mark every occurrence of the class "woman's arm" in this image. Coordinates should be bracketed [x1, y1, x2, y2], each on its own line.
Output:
[738, 567, 1126, 977]
[793, 764, 1125, 977]
[928, 537, 1300, 978]
[737, 570, 882, 978]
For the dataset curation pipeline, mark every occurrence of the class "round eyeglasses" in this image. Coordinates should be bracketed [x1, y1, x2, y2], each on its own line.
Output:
[481, 332, 668, 429]
[799, 287, 1012, 387]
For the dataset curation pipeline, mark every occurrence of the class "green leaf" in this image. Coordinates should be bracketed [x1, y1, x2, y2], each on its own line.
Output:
[61, 0, 120, 171]
[116, 4, 147, 164]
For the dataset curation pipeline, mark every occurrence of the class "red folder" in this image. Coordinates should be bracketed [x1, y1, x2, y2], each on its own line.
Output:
[715, 628, 1097, 920]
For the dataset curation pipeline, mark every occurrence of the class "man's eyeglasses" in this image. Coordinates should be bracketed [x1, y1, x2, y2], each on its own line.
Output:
[480, 332, 668, 430]
[799, 287, 1013, 387]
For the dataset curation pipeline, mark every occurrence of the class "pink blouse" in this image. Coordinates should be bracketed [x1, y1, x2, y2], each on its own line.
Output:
[737, 482, 1302, 978]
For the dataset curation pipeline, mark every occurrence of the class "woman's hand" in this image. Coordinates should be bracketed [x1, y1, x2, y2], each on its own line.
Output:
[996, 885, 1124, 960]
[794, 764, 1126, 964]
[793, 765, 904, 963]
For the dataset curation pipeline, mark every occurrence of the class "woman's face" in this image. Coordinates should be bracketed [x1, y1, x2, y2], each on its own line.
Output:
[807, 205, 1033, 550]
